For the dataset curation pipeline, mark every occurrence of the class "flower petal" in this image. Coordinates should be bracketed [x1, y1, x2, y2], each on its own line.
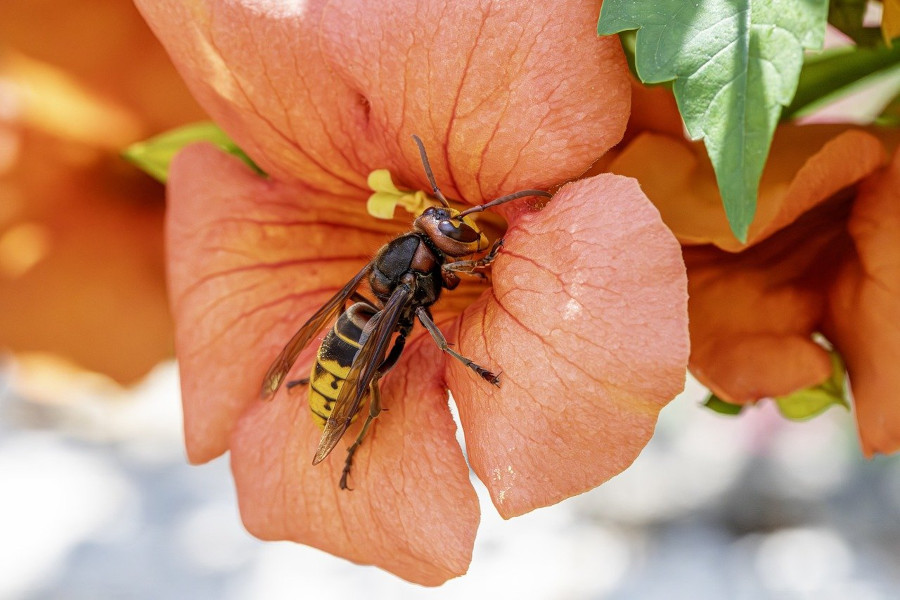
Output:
[318, 0, 631, 201]
[883, 0, 900, 44]
[230, 334, 479, 586]
[166, 143, 397, 463]
[134, 0, 359, 192]
[610, 126, 887, 250]
[645, 127, 895, 406]
[448, 174, 689, 518]
[683, 214, 847, 404]
[622, 79, 684, 144]
[827, 148, 900, 456]
[136, 0, 630, 200]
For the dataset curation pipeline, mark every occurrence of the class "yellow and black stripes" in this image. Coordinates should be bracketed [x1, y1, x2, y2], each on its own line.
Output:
[308, 303, 375, 428]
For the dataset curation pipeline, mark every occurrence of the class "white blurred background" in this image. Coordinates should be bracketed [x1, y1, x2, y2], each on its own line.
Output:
[2, 360, 899, 600]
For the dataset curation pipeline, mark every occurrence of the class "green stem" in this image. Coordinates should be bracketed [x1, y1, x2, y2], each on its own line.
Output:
[784, 43, 900, 120]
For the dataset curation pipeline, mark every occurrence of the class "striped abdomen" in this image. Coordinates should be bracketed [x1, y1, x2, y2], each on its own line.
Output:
[308, 302, 377, 428]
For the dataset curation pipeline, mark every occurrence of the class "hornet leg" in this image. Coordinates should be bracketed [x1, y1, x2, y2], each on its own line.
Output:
[339, 326, 410, 490]
[442, 238, 505, 278]
[285, 377, 309, 394]
[441, 238, 503, 277]
[340, 379, 382, 490]
[415, 306, 500, 387]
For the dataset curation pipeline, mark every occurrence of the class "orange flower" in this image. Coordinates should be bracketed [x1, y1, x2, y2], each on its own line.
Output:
[139, 0, 690, 584]
[610, 119, 900, 457]
[0, 0, 204, 383]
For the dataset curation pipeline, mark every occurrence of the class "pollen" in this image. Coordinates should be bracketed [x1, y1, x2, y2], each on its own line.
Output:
[366, 169, 438, 219]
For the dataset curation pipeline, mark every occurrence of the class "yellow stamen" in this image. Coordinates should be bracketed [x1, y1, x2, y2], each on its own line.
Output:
[366, 169, 439, 219]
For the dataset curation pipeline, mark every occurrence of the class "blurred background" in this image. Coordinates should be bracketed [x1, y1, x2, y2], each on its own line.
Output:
[2, 1, 900, 598]
[3, 365, 900, 599]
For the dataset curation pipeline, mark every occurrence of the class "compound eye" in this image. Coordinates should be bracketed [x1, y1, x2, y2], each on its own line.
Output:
[438, 220, 480, 243]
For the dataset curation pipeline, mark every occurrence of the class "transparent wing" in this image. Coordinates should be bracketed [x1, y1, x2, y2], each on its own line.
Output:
[312, 283, 413, 464]
[259, 264, 372, 399]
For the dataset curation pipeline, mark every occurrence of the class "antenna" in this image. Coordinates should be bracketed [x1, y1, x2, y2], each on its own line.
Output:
[457, 189, 551, 217]
[411, 134, 451, 208]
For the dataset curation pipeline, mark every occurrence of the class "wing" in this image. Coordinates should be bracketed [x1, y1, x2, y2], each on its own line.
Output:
[259, 263, 372, 400]
[312, 282, 414, 464]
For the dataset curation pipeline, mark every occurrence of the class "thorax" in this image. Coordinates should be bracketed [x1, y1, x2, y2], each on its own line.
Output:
[369, 232, 443, 306]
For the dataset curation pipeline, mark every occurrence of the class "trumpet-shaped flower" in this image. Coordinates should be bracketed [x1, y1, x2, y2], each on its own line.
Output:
[0, 0, 204, 382]
[138, 0, 690, 584]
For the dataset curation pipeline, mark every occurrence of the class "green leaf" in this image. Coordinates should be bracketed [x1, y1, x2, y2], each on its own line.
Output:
[774, 351, 849, 420]
[784, 43, 900, 120]
[703, 394, 745, 416]
[827, 0, 882, 46]
[875, 90, 900, 126]
[122, 122, 264, 183]
[598, 0, 828, 242]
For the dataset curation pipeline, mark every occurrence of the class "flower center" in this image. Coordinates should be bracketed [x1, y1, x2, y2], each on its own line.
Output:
[365, 168, 510, 254]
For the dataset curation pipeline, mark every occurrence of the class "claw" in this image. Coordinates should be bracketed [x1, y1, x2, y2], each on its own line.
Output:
[340, 467, 354, 491]
[480, 369, 501, 387]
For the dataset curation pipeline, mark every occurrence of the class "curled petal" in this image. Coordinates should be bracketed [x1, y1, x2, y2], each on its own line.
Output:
[662, 127, 893, 405]
[610, 126, 886, 250]
[827, 149, 900, 456]
[230, 335, 479, 586]
[136, 0, 630, 200]
[448, 174, 689, 518]
[166, 143, 397, 463]
[683, 221, 844, 404]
